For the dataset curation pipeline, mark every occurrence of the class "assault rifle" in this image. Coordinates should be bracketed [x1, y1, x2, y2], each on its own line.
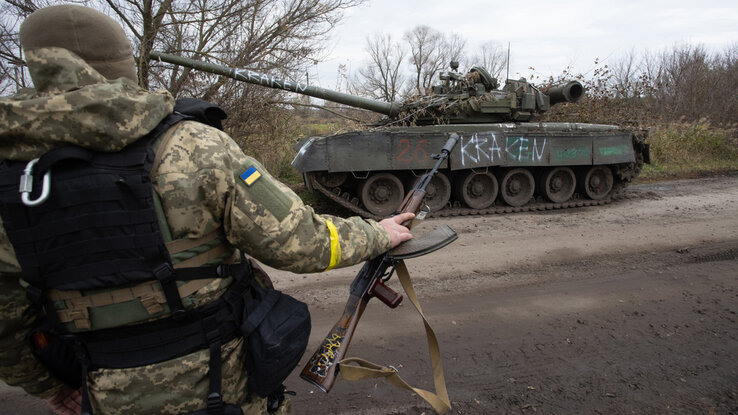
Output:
[300, 134, 459, 394]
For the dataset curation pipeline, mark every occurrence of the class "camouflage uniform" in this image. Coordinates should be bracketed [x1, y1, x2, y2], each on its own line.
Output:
[0, 47, 391, 413]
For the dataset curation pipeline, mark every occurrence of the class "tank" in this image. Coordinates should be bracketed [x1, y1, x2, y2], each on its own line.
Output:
[151, 52, 650, 218]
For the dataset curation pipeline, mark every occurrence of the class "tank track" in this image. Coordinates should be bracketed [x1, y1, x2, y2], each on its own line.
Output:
[309, 175, 633, 221]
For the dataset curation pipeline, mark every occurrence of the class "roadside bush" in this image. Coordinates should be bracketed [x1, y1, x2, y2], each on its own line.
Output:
[227, 104, 303, 184]
[228, 105, 360, 184]
[643, 121, 738, 177]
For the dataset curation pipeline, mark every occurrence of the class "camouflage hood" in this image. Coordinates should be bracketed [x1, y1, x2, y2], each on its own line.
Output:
[0, 47, 174, 161]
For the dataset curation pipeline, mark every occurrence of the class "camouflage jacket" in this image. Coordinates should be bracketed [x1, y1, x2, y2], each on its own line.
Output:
[0, 47, 391, 413]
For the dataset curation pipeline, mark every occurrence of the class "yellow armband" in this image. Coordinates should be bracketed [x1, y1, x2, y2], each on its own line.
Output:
[323, 219, 342, 271]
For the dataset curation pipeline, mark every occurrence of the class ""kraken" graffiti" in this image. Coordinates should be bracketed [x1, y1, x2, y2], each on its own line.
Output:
[460, 133, 547, 166]
[233, 68, 308, 93]
[307, 332, 344, 377]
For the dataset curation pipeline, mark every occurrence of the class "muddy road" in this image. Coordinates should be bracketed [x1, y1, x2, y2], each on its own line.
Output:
[3, 174, 737, 414]
[279, 174, 738, 415]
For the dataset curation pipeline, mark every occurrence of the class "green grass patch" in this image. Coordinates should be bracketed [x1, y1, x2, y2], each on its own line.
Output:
[636, 121, 738, 181]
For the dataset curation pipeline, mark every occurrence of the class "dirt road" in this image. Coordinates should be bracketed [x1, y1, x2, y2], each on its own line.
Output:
[279, 174, 738, 414]
[3, 174, 737, 414]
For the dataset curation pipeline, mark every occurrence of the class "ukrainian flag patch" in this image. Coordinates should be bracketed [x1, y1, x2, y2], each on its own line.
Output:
[240, 166, 262, 186]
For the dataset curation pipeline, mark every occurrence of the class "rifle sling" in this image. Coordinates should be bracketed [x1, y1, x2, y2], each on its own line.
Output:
[338, 260, 451, 414]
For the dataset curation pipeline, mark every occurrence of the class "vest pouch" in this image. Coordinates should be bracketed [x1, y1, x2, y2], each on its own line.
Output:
[241, 285, 311, 398]
[27, 322, 82, 389]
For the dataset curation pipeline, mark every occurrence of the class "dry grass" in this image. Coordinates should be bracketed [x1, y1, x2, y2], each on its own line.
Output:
[639, 121, 738, 180]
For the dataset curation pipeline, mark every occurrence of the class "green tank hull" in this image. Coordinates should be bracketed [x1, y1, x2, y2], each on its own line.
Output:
[293, 122, 648, 217]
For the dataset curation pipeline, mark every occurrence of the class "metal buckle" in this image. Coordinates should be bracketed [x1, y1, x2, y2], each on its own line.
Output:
[206, 392, 223, 414]
[20, 158, 51, 207]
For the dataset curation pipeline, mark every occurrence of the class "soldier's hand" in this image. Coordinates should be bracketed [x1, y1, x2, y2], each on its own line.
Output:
[46, 386, 81, 415]
[380, 212, 414, 248]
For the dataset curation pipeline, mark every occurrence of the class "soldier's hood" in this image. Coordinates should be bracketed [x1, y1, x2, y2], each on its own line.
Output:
[0, 47, 174, 161]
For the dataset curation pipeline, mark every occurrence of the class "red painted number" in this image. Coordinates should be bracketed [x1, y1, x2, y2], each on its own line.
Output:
[396, 139, 429, 163]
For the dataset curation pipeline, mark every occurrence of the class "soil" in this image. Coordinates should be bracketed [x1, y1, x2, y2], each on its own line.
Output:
[2, 174, 737, 414]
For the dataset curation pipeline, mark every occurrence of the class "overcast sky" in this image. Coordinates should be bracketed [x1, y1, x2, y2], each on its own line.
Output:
[308, 0, 738, 89]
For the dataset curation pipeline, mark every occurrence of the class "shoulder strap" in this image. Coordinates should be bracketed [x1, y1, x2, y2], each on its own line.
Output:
[338, 260, 452, 414]
[151, 98, 227, 177]
[173, 98, 227, 131]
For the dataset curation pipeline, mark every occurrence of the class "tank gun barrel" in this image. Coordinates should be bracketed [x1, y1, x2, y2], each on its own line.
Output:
[544, 80, 585, 105]
[150, 51, 401, 117]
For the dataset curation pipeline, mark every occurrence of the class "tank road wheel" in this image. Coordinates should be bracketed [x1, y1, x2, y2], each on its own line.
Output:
[500, 168, 535, 207]
[359, 172, 404, 217]
[413, 172, 451, 213]
[541, 167, 576, 203]
[455, 171, 498, 209]
[581, 166, 614, 200]
[313, 171, 348, 188]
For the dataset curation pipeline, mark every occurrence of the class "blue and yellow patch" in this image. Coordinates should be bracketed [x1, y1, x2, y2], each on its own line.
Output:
[240, 166, 262, 186]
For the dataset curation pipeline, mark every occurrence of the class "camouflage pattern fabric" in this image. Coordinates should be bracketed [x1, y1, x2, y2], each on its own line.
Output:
[0, 47, 391, 413]
[152, 119, 391, 273]
[0, 47, 173, 161]
[87, 337, 289, 415]
[0, 276, 64, 399]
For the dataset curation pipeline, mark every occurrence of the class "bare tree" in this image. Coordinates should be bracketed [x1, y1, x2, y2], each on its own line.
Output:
[352, 33, 406, 102]
[609, 48, 643, 99]
[0, 4, 26, 95]
[713, 42, 738, 125]
[404, 26, 466, 95]
[97, 0, 173, 89]
[656, 44, 714, 121]
[1, 0, 364, 94]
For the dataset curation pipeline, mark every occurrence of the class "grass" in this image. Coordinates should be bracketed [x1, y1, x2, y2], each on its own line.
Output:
[300, 122, 344, 136]
[636, 121, 738, 182]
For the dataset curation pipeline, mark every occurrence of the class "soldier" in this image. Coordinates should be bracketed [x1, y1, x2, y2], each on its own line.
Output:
[0, 5, 413, 415]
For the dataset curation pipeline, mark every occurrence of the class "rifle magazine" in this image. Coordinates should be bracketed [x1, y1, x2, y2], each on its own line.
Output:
[388, 225, 457, 260]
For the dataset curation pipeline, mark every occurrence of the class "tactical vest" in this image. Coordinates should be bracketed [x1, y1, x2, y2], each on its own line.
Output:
[0, 99, 310, 415]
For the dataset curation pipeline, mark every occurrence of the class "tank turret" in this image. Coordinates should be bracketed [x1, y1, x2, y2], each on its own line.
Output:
[150, 52, 582, 125]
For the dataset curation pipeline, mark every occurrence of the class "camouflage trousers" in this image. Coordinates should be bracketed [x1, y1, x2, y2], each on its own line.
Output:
[88, 337, 291, 414]
[0, 275, 64, 398]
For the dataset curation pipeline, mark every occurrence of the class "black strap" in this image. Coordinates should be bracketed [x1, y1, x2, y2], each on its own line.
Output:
[74, 340, 93, 415]
[173, 98, 227, 131]
[73, 261, 252, 369]
[78, 306, 236, 369]
[154, 263, 185, 317]
[240, 288, 280, 337]
[68, 262, 252, 415]
[80, 361, 92, 415]
[206, 314, 225, 415]
[35, 146, 94, 177]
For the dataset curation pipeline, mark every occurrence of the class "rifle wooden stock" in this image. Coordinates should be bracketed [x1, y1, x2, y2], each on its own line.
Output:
[300, 291, 368, 391]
